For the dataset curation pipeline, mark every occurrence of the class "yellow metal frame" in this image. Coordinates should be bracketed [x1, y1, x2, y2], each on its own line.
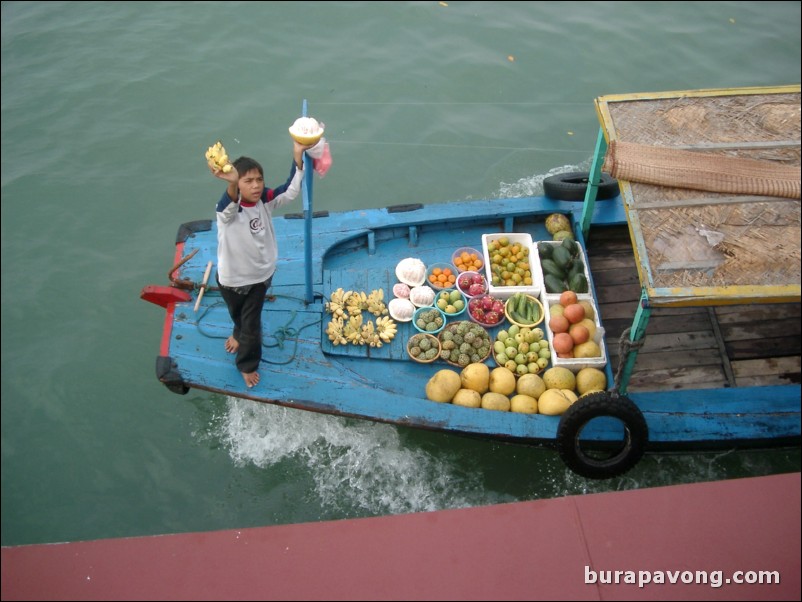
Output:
[594, 85, 801, 307]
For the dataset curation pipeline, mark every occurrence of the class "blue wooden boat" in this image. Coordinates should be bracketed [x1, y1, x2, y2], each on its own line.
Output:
[141, 88, 801, 478]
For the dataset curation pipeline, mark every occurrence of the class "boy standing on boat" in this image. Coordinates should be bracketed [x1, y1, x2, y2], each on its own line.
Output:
[208, 140, 312, 388]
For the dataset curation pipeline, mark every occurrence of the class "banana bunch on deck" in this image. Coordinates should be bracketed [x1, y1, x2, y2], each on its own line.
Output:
[325, 288, 396, 347]
[325, 288, 388, 319]
[205, 140, 233, 173]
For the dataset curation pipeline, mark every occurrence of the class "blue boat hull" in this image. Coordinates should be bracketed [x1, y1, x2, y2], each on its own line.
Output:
[142, 194, 801, 471]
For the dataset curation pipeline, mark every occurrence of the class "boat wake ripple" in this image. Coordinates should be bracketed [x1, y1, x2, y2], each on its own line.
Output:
[496, 161, 590, 198]
[218, 397, 516, 516]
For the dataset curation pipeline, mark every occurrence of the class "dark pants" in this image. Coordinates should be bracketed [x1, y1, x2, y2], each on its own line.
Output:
[218, 277, 271, 373]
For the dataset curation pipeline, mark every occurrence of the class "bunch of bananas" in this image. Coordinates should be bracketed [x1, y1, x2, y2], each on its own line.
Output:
[324, 288, 396, 346]
[343, 314, 364, 345]
[365, 289, 388, 317]
[205, 140, 233, 173]
[375, 316, 397, 344]
[325, 316, 347, 346]
[325, 288, 388, 319]
[324, 288, 348, 319]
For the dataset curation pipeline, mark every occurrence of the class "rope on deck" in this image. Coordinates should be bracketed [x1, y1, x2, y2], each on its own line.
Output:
[195, 294, 323, 366]
[613, 327, 645, 391]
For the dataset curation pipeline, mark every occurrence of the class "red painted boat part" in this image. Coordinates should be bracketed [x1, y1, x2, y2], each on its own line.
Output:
[2, 473, 799, 601]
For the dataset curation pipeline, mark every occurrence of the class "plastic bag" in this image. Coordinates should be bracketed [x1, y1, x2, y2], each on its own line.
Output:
[313, 141, 332, 178]
[304, 136, 332, 178]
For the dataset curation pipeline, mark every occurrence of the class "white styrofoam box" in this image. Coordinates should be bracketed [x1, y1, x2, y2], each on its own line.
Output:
[538, 239, 592, 301]
[481, 232, 542, 300]
[542, 294, 607, 372]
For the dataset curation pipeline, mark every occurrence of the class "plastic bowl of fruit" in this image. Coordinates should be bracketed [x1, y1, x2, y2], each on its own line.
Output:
[407, 333, 442, 364]
[504, 293, 544, 328]
[413, 306, 447, 335]
[435, 288, 467, 318]
[467, 294, 506, 327]
[452, 247, 483, 273]
[426, 263, 457, 290]
[456, 270, 488, 298]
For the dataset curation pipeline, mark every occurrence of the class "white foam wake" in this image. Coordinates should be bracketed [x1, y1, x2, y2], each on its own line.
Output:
[218, 397, 511, 516]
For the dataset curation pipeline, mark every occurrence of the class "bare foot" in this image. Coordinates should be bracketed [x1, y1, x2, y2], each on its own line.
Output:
[225, 336, 239, 353]
[242, 371, 260, 388]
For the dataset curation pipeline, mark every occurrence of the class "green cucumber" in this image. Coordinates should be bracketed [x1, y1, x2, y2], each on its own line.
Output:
[517, 293, 528, 315]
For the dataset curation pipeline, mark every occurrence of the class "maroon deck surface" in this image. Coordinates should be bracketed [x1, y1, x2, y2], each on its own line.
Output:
[2, 472, 799, 601]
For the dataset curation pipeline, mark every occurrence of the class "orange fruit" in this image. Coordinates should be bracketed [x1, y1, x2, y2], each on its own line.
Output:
[549, 315, 570, 334]
[553, 333, 575, 354]
[559, 291, 578, 306]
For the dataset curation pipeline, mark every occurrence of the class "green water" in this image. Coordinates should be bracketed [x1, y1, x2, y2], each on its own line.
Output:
[2, 1, 800, 546]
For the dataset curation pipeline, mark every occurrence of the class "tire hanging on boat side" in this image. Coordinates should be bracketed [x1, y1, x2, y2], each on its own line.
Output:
[543, 171, 620, 201]
[556, 391, 648, 479]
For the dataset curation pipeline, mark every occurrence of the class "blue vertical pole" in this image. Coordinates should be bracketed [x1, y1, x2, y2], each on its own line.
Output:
[617, 289, 651, 396]
[580, 127, 607, 241]
[301, 99, 314, 304]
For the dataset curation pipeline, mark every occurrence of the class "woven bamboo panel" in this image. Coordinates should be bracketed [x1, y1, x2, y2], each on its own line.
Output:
[598, 88, 801, 297]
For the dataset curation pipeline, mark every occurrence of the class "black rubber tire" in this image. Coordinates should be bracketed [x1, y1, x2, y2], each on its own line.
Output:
[543, 171, 620, 201]
[556, 391, 648, 479]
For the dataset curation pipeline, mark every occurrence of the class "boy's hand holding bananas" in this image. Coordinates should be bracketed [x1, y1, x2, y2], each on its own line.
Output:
[205, 140, 233, 173]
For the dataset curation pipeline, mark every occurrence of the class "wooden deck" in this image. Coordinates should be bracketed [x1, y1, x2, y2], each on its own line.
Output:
[588, 224, 802, 392]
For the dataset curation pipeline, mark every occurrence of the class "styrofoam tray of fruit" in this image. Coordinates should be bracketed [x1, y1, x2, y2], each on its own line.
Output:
[481, 233, 542, 300]
[542, 292, 607, 371]
[537, 239, 592, 300]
